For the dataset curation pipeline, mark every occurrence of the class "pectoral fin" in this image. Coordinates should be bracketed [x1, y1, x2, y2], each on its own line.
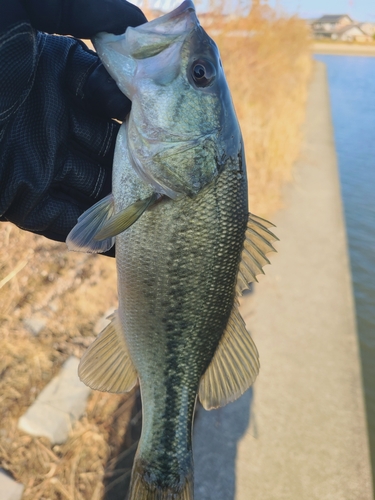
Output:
[79, 311, 138, 393]
[198, 306, 260, 410]
[236, 213, 279, 294]
[94, 193, 158, 241]
[66, 193, 158, 253]
[66, 194, 116, 253]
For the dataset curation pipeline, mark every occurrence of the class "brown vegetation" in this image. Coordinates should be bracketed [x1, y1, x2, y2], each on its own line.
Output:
[0, 2, 311, 499]
[207, 2, 312, 215]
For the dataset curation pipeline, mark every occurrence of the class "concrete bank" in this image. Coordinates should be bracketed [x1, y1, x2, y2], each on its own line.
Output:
[193, 61, 373, 499]
[313, 42, 375, 57]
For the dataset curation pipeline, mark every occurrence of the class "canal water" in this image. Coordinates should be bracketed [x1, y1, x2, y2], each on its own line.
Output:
[314, 54, 375, 478]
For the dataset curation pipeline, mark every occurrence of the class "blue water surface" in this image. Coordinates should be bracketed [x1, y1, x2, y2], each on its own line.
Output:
[314, 54, 375, 476]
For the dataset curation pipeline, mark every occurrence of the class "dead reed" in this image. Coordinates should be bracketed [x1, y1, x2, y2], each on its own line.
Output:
[0, 2, 312, 499]
[205, 1, 313, 215]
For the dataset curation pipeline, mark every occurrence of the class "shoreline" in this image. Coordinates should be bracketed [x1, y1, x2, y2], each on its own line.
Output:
[313, 42, 375, 57]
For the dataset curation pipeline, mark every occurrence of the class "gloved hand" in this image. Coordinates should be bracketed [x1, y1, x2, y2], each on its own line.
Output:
[0, 0, 146, 248]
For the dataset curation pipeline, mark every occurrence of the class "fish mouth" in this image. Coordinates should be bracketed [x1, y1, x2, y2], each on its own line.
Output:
[115, 0, 198, 59]
[138, 0, 197, 36]
[93, 1, 199, 99]
[93, 1, 198, 66]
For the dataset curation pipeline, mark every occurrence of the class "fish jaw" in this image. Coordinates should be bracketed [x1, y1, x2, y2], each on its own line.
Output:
[93, 0, 198, 100]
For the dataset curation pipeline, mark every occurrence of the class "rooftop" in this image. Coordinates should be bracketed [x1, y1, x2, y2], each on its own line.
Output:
[314, 14, 354, 24]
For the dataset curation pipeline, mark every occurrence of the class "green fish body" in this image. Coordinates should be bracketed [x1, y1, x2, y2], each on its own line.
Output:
[116, 141, 248, 498]
[67, 2, 277, 498]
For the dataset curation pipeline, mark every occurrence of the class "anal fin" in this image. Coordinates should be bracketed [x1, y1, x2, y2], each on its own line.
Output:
[198, 306, 260, 410]
[78, 311, 138, 393]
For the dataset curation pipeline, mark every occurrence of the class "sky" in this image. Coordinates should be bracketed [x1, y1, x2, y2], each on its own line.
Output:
[268, 0, 375, 22]
[132, 0, 375, 22]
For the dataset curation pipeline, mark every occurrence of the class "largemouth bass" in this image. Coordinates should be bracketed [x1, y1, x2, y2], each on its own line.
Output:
[67, 1, 277, 498]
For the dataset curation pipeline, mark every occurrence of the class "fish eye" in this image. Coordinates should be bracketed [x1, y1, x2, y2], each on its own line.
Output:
[190, 59, 216, 87]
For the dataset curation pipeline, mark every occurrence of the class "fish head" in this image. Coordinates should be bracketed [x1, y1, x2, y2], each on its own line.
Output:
[94, 0, 242, 199]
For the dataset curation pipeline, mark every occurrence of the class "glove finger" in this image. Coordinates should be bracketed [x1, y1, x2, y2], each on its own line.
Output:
[21, 191, 86, 241]
[20, 191, 115, 257]
[64, 38, 129, 120]
[54, 148, 113, 201]
[63, 40, 121, 159]
[83, 62, 131, 121]
[25, 0, 147, 39]
[66, 0, 148, 38]
[0, 23, 37, 123]
[0, 0, 28, 32]
[69, 104, 120, 167]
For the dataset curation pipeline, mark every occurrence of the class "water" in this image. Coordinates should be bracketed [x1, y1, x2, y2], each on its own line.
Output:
[314, 54, 375, 477]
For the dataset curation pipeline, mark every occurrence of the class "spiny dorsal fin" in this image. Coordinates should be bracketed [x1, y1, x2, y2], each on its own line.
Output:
[198, 306, 260, 410]
[78, 311, 138, 393]
[236, 213, 278, 294]
[247, 212, 276, 229]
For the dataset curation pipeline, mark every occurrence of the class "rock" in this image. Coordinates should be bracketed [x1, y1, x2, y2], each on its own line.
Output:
[23, 316, 47, 336]
[48, 300, 59, 313]
[0, 469, 24, 500]
[18, 356, 91, 444]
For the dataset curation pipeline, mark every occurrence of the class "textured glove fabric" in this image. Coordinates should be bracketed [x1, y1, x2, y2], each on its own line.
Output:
[22, 0, 147, 38]
[0, 0, 147, 249]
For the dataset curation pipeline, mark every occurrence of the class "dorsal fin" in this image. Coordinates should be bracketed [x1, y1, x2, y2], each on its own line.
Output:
[198, 306, 260, 410]
[236, 213, 278, 294]
[78, 311, 138, 393]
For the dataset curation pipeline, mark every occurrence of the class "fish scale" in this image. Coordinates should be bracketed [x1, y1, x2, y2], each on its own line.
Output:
[115, 166, 247, 490]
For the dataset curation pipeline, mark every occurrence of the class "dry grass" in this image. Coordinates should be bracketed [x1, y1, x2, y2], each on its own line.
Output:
[206, 2, 313, 215]
[0, 227, 141, 499]
[0, 3, 312, 499]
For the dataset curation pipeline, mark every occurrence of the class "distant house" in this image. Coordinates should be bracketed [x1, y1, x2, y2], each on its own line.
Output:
[311, 14, 373, 42]
[360, 23, 375, 37]
[335, 24, 372, 42]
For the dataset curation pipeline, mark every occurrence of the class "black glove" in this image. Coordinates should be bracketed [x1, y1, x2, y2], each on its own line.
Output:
[0, 0, 146, 246]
